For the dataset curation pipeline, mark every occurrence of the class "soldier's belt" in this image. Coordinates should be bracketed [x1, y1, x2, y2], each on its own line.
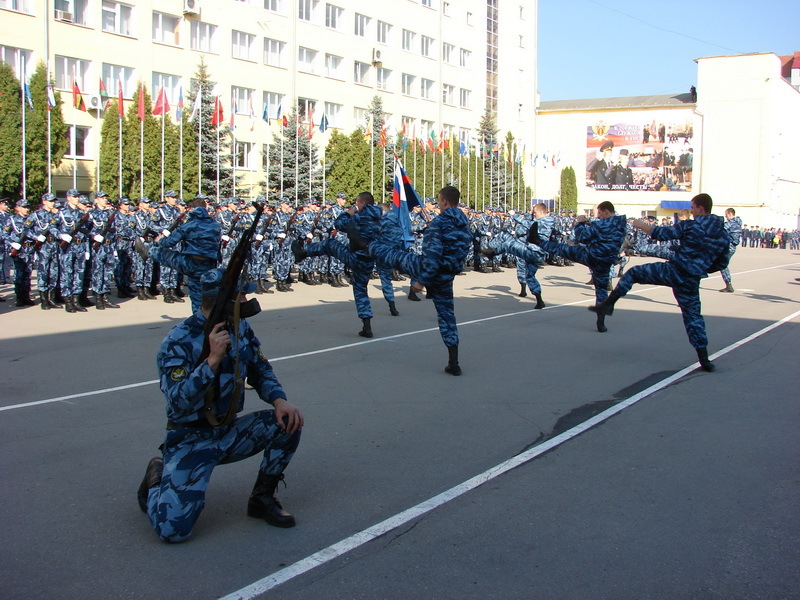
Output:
[166, 418, 215, 430]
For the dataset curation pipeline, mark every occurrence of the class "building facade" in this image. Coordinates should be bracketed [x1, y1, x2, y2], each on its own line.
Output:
[535, 52, 800, 228]
[0, 0, 537, 199]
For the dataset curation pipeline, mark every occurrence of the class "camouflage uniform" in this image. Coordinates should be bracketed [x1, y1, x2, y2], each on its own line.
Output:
[719, 215, 743, 289]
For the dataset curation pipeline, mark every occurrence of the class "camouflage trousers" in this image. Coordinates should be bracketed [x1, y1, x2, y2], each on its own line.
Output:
[149, 246, 215, 314]
[515, 257, 542, 294]
[59, 243, 88, 296]
[537, 240, 613, 304]
[308, 239, 374, 319]
[145, 409, 301, 543]
[132, 243, 154, 287]
[719, 244, 738, 286]
[368, 244, 460, 347]
[90, 244, 118, 294]
[37, 243, 60, 292]
[615, 261, 708, 349]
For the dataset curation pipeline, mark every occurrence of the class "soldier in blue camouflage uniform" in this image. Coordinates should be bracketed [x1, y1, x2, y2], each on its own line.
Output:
[293, 192, 382, 337]
[216, 198, 241, 269]
[248, 199, 274, 294]
[131, 197, 158, 300]
[30, 193, 62, 309]
[3, 199, 37, 306]
[137, 268, 303, 543]
[146, 194, 222, 314]
[87, 191, 120, 309]
[0, 197, 10, 293]
[56, 189, 94, 312]
[325, 194, 349, 287]
[150, 191, 184, 304]
[718, 208, 743, 293]
[293, 205, 318, 285]
[590, 193, 731, 371]
[114, 198, 137, 298]
[352, 186, 473, 375]
[377, 203, 405, 316]
[532, 201, 626, 332]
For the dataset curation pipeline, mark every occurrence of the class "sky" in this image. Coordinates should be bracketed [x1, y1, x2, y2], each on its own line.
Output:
[537, 0, 800, 101]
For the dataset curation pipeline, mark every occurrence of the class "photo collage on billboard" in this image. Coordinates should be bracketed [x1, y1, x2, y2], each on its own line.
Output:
[586, 111, 694, 192]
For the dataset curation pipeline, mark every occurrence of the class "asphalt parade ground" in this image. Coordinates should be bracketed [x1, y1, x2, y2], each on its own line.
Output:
[1, 247, 799, 600]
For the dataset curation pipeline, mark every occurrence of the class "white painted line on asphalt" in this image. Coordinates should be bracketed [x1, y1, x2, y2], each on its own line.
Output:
[218, 308, 800, 600]
[3, 261, 795, 414]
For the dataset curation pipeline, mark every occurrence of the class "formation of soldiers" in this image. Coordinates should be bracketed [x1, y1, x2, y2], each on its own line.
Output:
[0, 191, 591, 310]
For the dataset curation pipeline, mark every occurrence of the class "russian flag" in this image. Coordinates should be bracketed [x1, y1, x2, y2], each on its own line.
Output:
[392, 160, 421, 249]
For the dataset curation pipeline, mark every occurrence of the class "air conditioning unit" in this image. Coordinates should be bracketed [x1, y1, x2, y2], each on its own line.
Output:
[183, 0, 200, 15]
[86, 94, 103, 111]
[371, 48, 382, 64]
[55, 9, 74, 22]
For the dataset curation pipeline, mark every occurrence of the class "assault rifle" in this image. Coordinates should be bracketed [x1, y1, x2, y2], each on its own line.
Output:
[58, 213, 91, 249]
[91, 212, 117, 250]
[253, 213, 276, 249]
[220, 214, 241, 248]
[198, 201, 264, 428]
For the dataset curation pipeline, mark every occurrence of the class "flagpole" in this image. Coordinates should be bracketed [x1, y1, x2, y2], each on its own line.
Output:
[197, 84, 202, 194]
[179, 89, 184, 197]
[96, 100, 102, 191]
[160, 110, 165, 201]
[47, 93, 52, 193]
[294, 113, 299, 206]
[280, 128, 284, 199]
[45, 2, 52, 193]
[118, 113, 122, 197]
[308, 124, 312, 202]
[21, 63, 27, 200]
[370, 114, 374, 197]
[216, 123, 220, 199]
[72, 67, 78, 189]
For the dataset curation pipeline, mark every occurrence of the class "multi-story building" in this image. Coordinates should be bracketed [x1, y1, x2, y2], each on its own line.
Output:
[0, 0, 537, 198]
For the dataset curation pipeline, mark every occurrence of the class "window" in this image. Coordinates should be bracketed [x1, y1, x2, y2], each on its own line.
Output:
[0, 45, 32, 80]
[442, 1, 450, 16]
[354, 61, 370, 85]
[401, 73, 415, 96]
[402, 29, 415, 52]
[231, 86, 254, 114]
[190, 21, 217, 53]
[401, 116, 415, 136]
[519, 35, 525, 48]
[264, 38, 286, 67]
[354, 13, 369, 37]
[459, 48, 470, 67]
[353, 106, 367, 126]
[325, 54, 343, 79]
[377, 21, 391, 44]
[104, 63, 135, 97]
[420, 35, 433, 58]
[519, 5, 525, 19]
[102, 1, 134, 36]
[264, 0, 284, 12]
[459, 88, 470, 109]
[298, 0, 316, 22]
[466, 11, 472, 26]
[263, 91, 284, 120]
[421, 0, 432, 7]
[325, 3, 342, 29]
[234, 141, 253, 169]
[54, 0, 89, 24]
[152, 12, 180, 45]
[232, 30, 256, 61]
[297, 97, 316, 121]
[151, 72, 180, 105]
[324, 101, 342, 128]
[298, 47, 317, 74]
[442, 43, 454, 64]
[442, 84, 455, 105]
[421, 119, 434, 141]
[420, 78, 433, 100]
[66, 125, 90, 158]
[376, 67, 391, 91]
[0, 0, 32, 14]
[54, 55, 90, 91]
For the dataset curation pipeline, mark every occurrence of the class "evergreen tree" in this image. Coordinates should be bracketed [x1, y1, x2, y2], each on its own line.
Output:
[324, 129, 371, 199]
[265, 107, 322, 204]
[367, 95, 394, 200]
[187, 58, 235, 199]
[98, 99, 124, 197]
[0, 63, 23, 198]
[477, 106, 500, 208]
[173, 109, 199, 199]
[121, 84, 162, 199]
[24, 62, 68, 201]
[560, 166, 578, 212]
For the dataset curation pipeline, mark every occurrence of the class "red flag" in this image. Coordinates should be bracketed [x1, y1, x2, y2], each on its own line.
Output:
[72, 81, 86, 112]
[152, 86, 170, 116]
[117, 79, 124, 117]
[379, 123, 387, 148]
[308, 112, 315, 139]
[137, 83, 145, 121]
[99, 78, 110, 109]
[282, 114, 288, 127]
[210, 96, 223, 126]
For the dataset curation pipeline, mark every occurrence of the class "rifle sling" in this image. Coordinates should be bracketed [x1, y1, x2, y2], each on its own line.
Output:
[203, 296, 244, 428]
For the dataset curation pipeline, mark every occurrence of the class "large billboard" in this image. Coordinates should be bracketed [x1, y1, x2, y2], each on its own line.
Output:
[586, 111, 694, 192]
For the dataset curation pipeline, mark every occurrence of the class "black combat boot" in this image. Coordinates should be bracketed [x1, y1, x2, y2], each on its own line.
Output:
[136, 286, 148, 300]
[144, 286, 157, 300]
[94, 293, 105, 310]
[696, 347, 715, 372]
[162, 288, 175, 303]
[78, 291, 95, 307]
[588, 290, 621, 316]
[40, 290, 51, 310]
[46, 289, 63, 308]
[64, 295, 77, 313]
[533, 293, 545, 309]
[596, 313, 607, 333]
[519, 283, 527, 298]
[137, 456, 163, 513]
[72, 295, 87, 312]
[102, 294, 120, 309]
[719, 282, 734, 293]
[247, 472, 295, 528]
[15, 292, 36, 307]
[358, 317, 373, 338]
[388, 301, 399, 316]
[444, 345, 462, 376]
[408, 289, 421, 301]
[337, 274, 349, 287]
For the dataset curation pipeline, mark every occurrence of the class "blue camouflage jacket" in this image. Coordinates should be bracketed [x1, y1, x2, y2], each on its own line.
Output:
[160, 206, 222, 261]
[573, 214, 627, 262]
[157, 312, 286, 423]
[418, 206, 472, 286]
[650, 214, 730, 277]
